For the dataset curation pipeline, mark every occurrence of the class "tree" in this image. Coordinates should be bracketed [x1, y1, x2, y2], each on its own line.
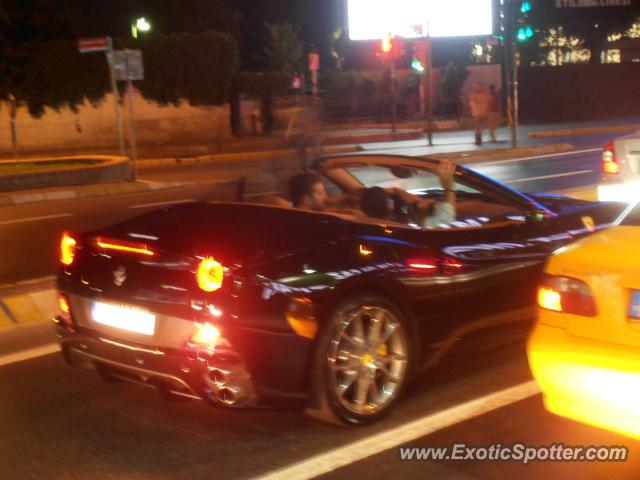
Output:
[122, 31, 238, 107]
[530, 4, 640, 64]
[0, 0, 82, 153]
[438, 62, 469, 115]
[259, 22, 303, 74]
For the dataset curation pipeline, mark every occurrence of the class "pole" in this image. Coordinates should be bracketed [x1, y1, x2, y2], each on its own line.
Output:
[9, 94, 17, 158]
[106, 37, 125, 157]
[124, 52, 138, 180]
[513, 49, 520, 148]
[426, 36, 434, 146]
[503, 0, 518, 148]
[390, 58, 397, 133]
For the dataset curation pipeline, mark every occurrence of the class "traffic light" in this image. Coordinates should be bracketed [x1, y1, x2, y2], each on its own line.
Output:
[378, 34, 406, 59]
[411, 42, 428, 72]
[516, 0, 534, 42]
[380, 33, 392, 54]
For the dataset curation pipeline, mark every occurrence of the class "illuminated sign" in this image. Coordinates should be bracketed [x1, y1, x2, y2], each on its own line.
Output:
[347, 0, 494, 40]
[556, 0, 632, 6]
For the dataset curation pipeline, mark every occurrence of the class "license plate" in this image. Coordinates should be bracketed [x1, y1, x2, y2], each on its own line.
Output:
[92, 301, 156, 335]
[629, 291, 640, 320]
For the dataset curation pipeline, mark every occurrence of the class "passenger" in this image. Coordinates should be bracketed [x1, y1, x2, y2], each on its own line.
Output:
[288, 172, 327, 211]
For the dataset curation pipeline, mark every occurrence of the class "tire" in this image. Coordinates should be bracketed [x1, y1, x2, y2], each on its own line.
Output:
[306, 293, 414, 425]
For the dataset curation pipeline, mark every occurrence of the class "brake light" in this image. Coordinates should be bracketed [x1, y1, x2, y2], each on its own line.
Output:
[95, 237, 154, 256]
[191, 322, 221, 348]
[60, 233, 77, 266]
[407, 258, 438, 272]
[537, 274, 597, 317]
[197, 257, 224, 292]
[406, 257, 464, 275]
[602, 141, 619, 174]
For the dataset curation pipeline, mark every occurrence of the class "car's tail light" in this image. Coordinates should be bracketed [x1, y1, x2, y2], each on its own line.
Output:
[197, 257, 224, 292]
[602, 141, 620, 174]
[95, 237, 154, 256]
[538, 274, 597, 317]
[190, 322, 221, 348]
[60, 233, 77, 266]
[406, 257, 464, 275]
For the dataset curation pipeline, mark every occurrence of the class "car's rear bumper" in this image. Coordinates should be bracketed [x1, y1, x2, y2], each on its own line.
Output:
[54, 317, 260, 409]
[528, 322, 640, 439]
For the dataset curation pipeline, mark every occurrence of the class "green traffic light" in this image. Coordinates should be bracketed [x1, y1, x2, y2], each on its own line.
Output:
[521, 1, 532, 14]
[411, 59, 425, 72]
[517, 28, 527, 42]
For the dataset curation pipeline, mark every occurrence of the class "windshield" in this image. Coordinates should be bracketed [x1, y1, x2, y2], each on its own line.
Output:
[343, 164, 480, 194]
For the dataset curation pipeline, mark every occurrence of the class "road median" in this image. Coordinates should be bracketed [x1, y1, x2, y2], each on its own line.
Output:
[428, 143, 575, 165]
[529, 124, 640, 139]
[0, 277, 56, 331]
[0, 180, 186, 208]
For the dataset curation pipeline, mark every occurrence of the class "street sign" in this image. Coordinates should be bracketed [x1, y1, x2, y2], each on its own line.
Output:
[108, 50, 144, 81]
[78, 37, 110, 53]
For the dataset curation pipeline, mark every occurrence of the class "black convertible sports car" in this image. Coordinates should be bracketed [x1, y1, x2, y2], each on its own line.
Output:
[54, 154, 624, 424]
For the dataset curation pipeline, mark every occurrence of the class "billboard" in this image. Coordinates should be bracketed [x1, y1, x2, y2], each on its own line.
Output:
[347, 0, 494, 40]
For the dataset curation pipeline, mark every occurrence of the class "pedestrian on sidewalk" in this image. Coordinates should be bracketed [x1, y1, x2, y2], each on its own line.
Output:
[488, 85, 501, 142]
[468, 83, 490, 146]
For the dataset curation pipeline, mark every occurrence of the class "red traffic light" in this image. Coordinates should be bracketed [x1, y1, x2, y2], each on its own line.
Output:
[381, 34, 393, 54]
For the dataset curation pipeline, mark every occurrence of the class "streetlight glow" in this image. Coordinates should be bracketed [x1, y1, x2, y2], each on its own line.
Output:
[131, 17, 151, 38]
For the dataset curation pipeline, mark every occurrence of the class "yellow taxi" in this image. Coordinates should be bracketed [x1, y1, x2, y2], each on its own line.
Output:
[528, 201, 640, 440]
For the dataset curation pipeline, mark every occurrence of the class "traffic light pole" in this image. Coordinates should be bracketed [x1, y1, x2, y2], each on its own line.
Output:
[390, 58, 397, 133]
[503, 0, 519, 148]
[426, 36, 433, 146]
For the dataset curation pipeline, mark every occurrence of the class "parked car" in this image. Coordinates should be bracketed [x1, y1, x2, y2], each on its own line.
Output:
[54, 154, 625, 425]
[528, 201, 640, 440]
[598, 134, 640, 203]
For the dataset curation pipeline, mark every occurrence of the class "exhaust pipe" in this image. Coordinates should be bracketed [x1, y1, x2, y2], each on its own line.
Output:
[216, 387, 241, 405]
[207, 368, 229, 386]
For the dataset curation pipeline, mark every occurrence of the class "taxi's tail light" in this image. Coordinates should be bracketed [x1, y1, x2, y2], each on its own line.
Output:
[538, 274, 597, 317]
[602, 141, 620, 175]
[406, 257, 464, 275]
[60, 232, 77, 266]
[197, 257, 224, 292]
[190, 322, 221, 349]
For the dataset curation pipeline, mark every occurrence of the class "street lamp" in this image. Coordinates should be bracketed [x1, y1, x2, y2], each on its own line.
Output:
[131, 17, 151, 38]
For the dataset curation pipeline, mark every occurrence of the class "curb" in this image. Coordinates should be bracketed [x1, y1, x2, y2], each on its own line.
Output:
[0, 180, 186, 208]
[529, 124, 640, 139]
[427, 143, 575, 165]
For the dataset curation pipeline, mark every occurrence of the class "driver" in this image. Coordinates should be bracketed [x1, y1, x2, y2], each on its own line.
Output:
[288, 172, 362, 215]
[361, 161, 457, 227]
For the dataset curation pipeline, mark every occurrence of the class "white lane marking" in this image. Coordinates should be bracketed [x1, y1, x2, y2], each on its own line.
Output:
[0, 213, 73, 226]
[479, 147, 601, 166]
[0, 343, 59, 367]
[254, 380, 540, 480]
[129, 198, 195, 209]
[506, 169, 593, 184]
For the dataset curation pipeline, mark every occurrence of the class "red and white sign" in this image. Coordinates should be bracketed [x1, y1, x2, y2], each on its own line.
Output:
[78, 37, 110, 53]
